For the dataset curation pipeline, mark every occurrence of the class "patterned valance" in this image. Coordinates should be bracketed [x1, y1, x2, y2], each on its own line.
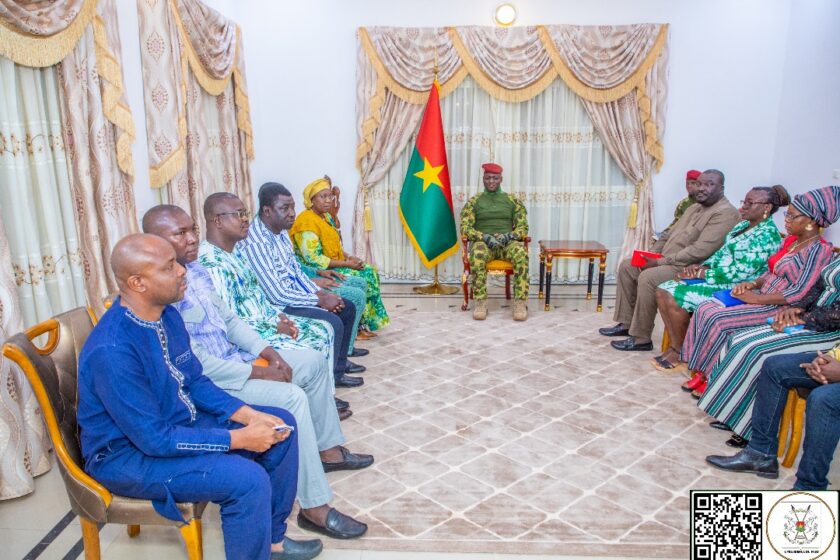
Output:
[139, 0, 254, 188]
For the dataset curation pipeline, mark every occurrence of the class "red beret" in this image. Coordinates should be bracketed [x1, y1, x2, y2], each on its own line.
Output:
[482, 163, 503, 174]
[686, 169, 702, 180]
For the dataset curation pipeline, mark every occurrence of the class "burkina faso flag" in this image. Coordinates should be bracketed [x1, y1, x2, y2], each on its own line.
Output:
[398, 80, 458, 268]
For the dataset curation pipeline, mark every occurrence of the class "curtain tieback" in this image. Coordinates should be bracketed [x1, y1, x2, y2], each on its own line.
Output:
[627, 176, 648, 229]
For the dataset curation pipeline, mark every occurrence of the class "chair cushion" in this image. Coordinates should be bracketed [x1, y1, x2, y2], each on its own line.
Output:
[107, 495, 207, 525]
[486, 259, 513, 272]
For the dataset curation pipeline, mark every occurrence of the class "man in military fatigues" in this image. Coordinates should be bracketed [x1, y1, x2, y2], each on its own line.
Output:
[460, 163, 529, 321]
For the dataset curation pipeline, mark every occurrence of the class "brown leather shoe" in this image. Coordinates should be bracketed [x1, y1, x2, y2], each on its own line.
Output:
[338, 409, 353, 421]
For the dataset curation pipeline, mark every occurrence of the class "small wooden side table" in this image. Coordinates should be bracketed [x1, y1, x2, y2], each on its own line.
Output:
[538, 240, 609, 312]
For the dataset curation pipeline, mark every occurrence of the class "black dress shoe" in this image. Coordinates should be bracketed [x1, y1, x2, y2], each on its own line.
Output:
[345, 360, 367, 374]
[706, 448, 779, 479]
[599, 324, 630, 337]
[610, 337, 653, 351]
[271, 537, 323, 560]
[322, 445, 374, 472]
[726, 434, 749, 448]
[298, 508, 368, 539]
[349, 347, 369, 358]
[709, 421, 731, 431]
[335, 374, 364, 388]
[338, 408, 353, 421]
[334, 396, 350, 411]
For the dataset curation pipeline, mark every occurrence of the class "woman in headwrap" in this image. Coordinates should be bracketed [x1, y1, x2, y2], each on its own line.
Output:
[680, 186, 839, 395]
[290, 178, 390, 332]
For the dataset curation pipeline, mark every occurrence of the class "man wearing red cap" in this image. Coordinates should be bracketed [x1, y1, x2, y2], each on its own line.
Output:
[460, 163, 530, 321]
[663, 170, 701, 231]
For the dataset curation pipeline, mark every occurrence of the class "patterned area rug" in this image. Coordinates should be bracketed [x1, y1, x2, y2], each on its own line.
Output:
[284, 304, 798, 557]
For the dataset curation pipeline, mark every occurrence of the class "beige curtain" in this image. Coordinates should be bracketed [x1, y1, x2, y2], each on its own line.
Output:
[137, 0, 254, 217]
[0, 0, 138, 500]
[354, 24, 669, 264]
[0, 61, 73, 500]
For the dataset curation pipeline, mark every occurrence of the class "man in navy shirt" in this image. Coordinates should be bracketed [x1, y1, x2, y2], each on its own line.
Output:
[77, 234, 322, 560]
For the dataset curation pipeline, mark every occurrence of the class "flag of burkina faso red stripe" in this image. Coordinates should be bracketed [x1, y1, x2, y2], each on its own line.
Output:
[398, 79, 458, 268]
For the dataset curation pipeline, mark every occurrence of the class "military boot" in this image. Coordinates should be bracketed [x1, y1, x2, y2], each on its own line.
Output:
[473, 299, 488, 320]
[513, 299, 527, 321]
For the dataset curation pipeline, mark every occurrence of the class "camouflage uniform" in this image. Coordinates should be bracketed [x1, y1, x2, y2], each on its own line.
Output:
[460, 192, 529, 300]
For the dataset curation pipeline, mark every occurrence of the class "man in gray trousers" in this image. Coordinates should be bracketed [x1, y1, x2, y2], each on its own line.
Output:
[599, 169, 740, 351]
[143, 205, 373, 540]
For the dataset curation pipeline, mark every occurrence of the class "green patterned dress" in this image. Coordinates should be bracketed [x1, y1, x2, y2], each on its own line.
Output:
[292, 214, 390, 332]
[658, 218, 782, 311]
[197, 241, 334, 367]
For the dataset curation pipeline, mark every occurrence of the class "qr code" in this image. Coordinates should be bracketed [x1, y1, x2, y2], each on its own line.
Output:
[693, 492, 762, 560]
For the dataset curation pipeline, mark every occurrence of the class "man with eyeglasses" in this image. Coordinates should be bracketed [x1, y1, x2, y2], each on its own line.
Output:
[197, 193, 366, 389]
[600, 169, 740, 351]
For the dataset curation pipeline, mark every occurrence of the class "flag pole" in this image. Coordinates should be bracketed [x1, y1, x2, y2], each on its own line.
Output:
[412, 45, 458, 296]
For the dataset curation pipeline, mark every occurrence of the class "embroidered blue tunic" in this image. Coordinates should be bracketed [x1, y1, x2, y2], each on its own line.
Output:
[78, 299, 243, 462]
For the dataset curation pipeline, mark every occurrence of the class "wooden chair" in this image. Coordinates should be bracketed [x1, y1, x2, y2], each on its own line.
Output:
[460, 236, 530, 310]
[777, 387, 811, 468]
[2, 307, 206, 560]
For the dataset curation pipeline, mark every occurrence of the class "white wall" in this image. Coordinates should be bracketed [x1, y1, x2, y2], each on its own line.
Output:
[770, 0, 840, 243]
[119, 0, 838, 240]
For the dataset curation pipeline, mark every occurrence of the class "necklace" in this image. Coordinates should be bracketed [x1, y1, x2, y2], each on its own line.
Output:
[787, 235, 819, 253]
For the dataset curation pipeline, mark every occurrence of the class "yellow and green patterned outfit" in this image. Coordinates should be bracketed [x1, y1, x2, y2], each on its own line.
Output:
[197, 241, 335, 368]
[290, 211, 390, 332]
[460, 190, 529, 300]
[658, 218, 782, 312]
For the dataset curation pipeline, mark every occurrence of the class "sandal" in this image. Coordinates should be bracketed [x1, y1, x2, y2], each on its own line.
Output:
[653, 355, 688, 373]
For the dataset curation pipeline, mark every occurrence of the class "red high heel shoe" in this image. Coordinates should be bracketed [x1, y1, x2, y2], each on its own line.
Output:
[681, 371, 704, 392]
[691, 379, 708, 399]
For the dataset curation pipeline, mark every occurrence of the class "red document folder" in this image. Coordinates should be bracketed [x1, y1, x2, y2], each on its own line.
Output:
[631, 250, 664, 267]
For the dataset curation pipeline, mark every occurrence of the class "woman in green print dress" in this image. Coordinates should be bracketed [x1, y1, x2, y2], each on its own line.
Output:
[653, 185, 789, 371]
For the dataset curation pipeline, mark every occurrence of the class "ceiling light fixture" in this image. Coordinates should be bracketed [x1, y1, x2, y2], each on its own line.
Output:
[495, 3, 517, 27]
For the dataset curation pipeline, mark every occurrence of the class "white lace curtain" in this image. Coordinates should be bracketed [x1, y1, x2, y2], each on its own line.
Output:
[0, 61, 88, 324]
[371, 76, 632, 282]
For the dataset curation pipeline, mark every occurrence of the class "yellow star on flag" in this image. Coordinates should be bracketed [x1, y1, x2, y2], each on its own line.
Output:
[413, 157, 445, 193]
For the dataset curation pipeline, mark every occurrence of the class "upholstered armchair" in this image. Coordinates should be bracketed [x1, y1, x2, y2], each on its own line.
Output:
[460, 236, 530, 311]
[2, 307, 206, 560]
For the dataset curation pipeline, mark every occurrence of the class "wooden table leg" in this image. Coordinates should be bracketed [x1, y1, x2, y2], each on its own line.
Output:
[544, 257, 553, 311]
[586, 257, 594, 300]
[597, 255, 606, 312]
[538, 251, 545, 299]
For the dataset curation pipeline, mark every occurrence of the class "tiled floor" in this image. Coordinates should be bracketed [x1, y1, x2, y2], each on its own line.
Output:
[2, 283, 836, 559]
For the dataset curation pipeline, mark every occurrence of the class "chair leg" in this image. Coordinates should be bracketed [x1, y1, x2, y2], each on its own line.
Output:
[661, 330, 671, 353]
[461, 272, 469, 311]
[777, 389, 795, 458]
[127, 524, 140, 538]
[80, 518, 101, 560]
[783, 394, 807, 468]
[179, 518, 204, 560]
[505, 274, 511, 300]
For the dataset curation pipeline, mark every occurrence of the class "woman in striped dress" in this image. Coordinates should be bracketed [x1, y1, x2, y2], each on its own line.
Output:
[699, 256, 840, 447]
[680, 187, 840, 383]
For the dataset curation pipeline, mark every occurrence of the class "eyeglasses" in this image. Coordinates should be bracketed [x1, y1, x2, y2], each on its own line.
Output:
[739, 200, 767, 207]
[216, 210, 251, 220]
[783, 211, 806, 220]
